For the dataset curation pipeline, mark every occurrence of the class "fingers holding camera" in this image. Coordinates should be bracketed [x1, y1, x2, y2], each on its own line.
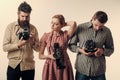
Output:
[48, 54, 56, 60]
[17, 31, 34, 47]
[94, 48, 104, 57]
[79, 47, 94, 56]
[78, 47, 104, 57]
[18, 37, 27, 48]
[39, 54, 55, 60]
[39, 46, 55, 60]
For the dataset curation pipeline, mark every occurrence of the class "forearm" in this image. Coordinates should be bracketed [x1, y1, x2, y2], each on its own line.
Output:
[39, 54, 51, 60]
[103, 48, 114, 57]
[3, 43, 19, 52]
[103, 31, 114, 57]
[66, 21, 76, 26]
[68, 43, 80, 53]
[68, 30, 79, 53]
[66, 21, 77, 38]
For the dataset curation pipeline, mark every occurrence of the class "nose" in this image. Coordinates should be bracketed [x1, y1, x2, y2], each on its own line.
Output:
[51, 25, 54, 29]
[51, 23, 54, 27]
[23, 17, 27, 21]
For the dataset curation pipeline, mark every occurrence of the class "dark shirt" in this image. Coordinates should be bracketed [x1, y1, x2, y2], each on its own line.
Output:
[69, 21, 114, 76]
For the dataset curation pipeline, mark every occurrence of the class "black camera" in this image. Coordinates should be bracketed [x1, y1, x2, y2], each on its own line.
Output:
[18, 28, 30, 40]
[18, 21, 30, 40]
[53, 43, 65, 69]
[85, 40, 97, 53]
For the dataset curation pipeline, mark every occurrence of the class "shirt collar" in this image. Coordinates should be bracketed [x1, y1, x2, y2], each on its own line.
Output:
[14, 21, 19, 26]
[87, 21, 93, 28]
[15, 21, 31, 29]
[87, 21, 104, 31]
[52, 30, 64, 37]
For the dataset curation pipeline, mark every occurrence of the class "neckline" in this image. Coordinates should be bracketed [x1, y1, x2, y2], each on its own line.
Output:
[52, 31, 63, 37]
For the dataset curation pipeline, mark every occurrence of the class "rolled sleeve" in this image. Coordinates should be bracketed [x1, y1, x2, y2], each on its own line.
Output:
[3, 24, 20, 52]
[3, 43, 19, 52]
[103, 29, 114, 56]
[68, 31, 79, 53]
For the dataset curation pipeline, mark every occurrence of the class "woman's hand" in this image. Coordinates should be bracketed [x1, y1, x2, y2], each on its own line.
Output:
[47, 54, 55, 60]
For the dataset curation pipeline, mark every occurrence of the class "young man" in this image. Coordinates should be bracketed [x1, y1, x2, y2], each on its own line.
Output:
[68, 11, 114, 80]
[3, 2, 39, 80]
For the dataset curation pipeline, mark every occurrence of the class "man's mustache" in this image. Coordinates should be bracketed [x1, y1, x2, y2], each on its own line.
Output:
[18, 19, 29, 28]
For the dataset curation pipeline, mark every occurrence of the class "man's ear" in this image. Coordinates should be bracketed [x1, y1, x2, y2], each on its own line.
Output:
[92, 16, 97, 21]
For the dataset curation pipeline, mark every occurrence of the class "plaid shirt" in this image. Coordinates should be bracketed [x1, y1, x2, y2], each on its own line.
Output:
[69, 21, 114, 76]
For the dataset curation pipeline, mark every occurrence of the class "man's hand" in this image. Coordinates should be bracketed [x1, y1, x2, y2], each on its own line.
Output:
[79, 47, 94, 56]
[18, 37, 27, 48]
[94, 48, 104, 57]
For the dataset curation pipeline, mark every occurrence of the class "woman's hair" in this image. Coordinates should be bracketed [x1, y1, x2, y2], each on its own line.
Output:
[92, 11, 108, 23]
[52, 14, 65, 25]
[18, 1, 32, 13]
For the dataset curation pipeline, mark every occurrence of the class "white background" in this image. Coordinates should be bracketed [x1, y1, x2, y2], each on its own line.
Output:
[0, 0, 120, 80]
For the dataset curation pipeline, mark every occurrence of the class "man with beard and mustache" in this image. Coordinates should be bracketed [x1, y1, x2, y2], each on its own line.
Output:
[3, 2, 39, 80]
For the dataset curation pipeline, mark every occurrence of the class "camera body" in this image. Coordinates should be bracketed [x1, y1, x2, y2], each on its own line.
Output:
[85, 40, 97, 53]
[53, 43, 65, 69]
[18, 28, 30, 40]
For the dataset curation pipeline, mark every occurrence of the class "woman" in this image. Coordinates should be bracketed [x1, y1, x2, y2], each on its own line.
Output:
[39, 14, 77, 80]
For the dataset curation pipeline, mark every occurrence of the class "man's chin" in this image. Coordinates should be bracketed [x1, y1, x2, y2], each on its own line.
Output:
[18, 20, 29, 28]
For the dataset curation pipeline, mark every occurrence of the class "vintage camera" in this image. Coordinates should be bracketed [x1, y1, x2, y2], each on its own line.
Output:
[85, 40, 97, 53]
[18, 21, 30, 40]
[18, 28, 30, 40]
[53, 43, 65, 69]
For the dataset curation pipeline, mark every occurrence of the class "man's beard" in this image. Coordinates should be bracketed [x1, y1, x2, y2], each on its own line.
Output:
[18, 19, 30, 29]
